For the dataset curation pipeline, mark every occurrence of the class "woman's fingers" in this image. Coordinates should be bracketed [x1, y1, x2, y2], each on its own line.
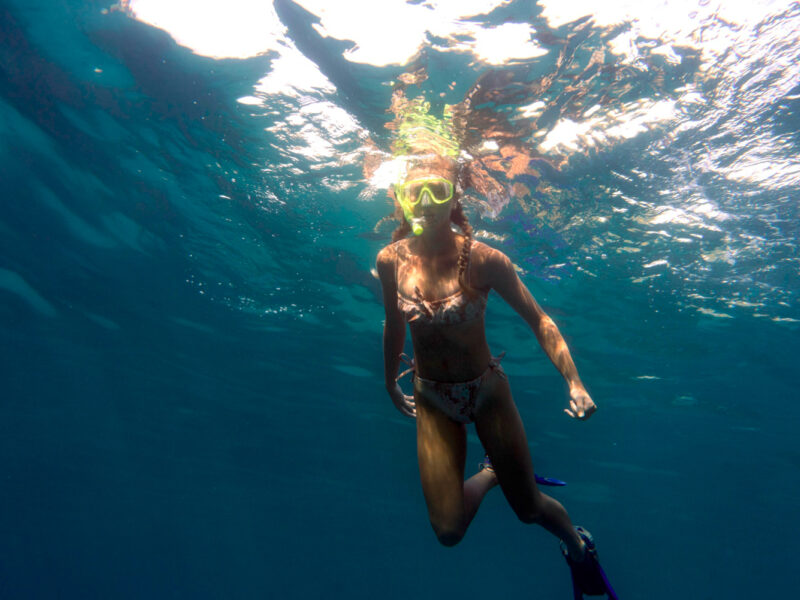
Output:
[565, 400, 596, 420]
[566, 389, 597, 420]
[400, 394, 416, 418]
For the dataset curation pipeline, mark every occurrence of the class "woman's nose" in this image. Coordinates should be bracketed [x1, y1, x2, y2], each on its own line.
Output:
[419, 190, 434, 206]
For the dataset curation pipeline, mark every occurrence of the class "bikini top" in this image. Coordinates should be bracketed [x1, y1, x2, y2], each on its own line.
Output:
[395, 242, 488, 326]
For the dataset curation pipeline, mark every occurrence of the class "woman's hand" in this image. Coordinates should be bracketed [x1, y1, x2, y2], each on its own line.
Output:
[388, 383, 417, 418]
[564, 385, 596, 420]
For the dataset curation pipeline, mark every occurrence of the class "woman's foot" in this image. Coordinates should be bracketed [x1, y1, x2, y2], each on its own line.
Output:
[561, 527, 618, 599]
[478, 454, 495, 473]
[565, 534, 586, 562]
[476, 454, 499, 487]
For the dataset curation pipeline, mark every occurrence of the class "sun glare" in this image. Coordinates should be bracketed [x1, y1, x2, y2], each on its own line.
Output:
[128, 0, 286, 59]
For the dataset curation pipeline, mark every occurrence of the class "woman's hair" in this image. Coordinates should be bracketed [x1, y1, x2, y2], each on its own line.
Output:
[390, 199, 476, 296]
[390, 209, 412, 242]
[451, 201, 476, 296]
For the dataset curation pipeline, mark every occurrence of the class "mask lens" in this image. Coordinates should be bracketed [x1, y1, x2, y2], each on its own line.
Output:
[398, 178, 453, 205]
[407, 182, 425, 204]
[428, 180, 453, 203]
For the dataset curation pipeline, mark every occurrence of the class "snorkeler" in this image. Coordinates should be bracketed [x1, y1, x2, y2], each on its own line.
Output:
[376, 151, 618, 598]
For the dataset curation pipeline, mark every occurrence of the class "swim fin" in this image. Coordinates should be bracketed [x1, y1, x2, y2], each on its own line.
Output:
[562, 527, 619, 599]
[535, 474, 567, 487]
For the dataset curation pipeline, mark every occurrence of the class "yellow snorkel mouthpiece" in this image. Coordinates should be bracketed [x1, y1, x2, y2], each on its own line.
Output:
[397, 194, 424, 235]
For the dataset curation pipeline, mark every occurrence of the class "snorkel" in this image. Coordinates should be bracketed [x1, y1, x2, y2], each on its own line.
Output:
[393, 167, 423, 235]
[401, 198, 425, 236]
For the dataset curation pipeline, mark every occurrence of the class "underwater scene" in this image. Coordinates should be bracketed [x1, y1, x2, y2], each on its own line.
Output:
[1, 0, 799, 598]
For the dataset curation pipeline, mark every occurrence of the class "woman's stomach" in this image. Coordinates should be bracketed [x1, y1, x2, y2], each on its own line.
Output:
[410, 317, 492, 382]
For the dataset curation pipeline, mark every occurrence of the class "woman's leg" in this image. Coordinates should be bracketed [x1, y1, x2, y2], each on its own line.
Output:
[473, 371, 585, 559]
[415, 390, 498, 546]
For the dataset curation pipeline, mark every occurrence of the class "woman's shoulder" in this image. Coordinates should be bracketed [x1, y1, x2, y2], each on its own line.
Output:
[469, 239, 514, 286]
[376, 239, 407, 267]
[469, 239, 508, 264]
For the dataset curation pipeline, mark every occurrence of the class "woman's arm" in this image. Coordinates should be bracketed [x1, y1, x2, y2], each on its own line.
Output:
[376, 246, 416, 417]
[484, 247, 596, 419]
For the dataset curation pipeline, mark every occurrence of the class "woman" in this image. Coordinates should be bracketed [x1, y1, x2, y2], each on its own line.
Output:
[376, 153, 617, 598]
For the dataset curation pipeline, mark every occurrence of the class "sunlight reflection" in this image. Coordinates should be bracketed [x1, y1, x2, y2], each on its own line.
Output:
[445, 22, 547, 65]
[265, 98, 365, 180]
[539, 0, 794, 61]
[295, 0, 530, 66]
[127, 0, 285, 59]
[253, 46, 336, 97]
[127, 0, 546, 66]
[538, 99, 678, 154]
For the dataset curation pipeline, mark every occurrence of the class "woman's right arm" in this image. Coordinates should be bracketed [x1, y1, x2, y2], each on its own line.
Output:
[483, 246, 596, 420]
[376, 246, 416, 417]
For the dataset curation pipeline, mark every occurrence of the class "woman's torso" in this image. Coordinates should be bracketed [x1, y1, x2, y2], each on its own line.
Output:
[393, 237, 493, 382]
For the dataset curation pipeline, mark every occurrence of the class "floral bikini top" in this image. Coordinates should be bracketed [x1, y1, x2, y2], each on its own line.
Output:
[395, 242, 488, 326]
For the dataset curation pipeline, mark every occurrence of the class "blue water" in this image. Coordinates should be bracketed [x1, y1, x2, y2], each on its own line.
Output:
[1, 1, 799, 598]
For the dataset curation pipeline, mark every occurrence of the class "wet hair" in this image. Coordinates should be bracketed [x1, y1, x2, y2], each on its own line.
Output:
[451, 201, 476, 296]
[390, 209, 412, 242]
[390, 199, 476, 297]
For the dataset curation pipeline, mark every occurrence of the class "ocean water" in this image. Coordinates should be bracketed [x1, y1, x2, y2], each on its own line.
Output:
[1, 1, 798, 598]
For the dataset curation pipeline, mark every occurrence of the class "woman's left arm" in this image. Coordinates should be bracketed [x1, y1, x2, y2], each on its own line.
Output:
[484, 248, 597, 420]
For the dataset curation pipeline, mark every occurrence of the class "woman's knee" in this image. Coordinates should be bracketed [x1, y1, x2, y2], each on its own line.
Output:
[511, 493, 545, 525]
[431, 521, 466, 547]
[515, 506, 543, 525]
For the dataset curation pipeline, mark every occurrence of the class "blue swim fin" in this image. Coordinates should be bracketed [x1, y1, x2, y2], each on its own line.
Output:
[535, 474, 567, 486]
[562, 527, 619, 599]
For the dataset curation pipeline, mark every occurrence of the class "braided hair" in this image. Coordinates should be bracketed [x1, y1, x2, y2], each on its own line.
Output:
[450, 201, 476, 296]
[390, 205, 412, 242]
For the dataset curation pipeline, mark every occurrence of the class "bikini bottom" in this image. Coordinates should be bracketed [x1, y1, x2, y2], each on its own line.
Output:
[398, 352, 506, 424]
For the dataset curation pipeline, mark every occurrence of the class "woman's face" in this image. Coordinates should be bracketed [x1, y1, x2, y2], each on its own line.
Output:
[400, 160, 458, 234]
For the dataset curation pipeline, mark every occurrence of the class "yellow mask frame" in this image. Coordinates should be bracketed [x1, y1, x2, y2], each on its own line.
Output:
[394, 177, 455, 207]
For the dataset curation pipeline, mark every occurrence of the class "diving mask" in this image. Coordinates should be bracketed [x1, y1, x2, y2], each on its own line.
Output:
[394, 177, 455, 235]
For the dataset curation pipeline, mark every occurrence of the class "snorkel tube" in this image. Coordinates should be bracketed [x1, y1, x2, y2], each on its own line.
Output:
[395, 185, 425, 236]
